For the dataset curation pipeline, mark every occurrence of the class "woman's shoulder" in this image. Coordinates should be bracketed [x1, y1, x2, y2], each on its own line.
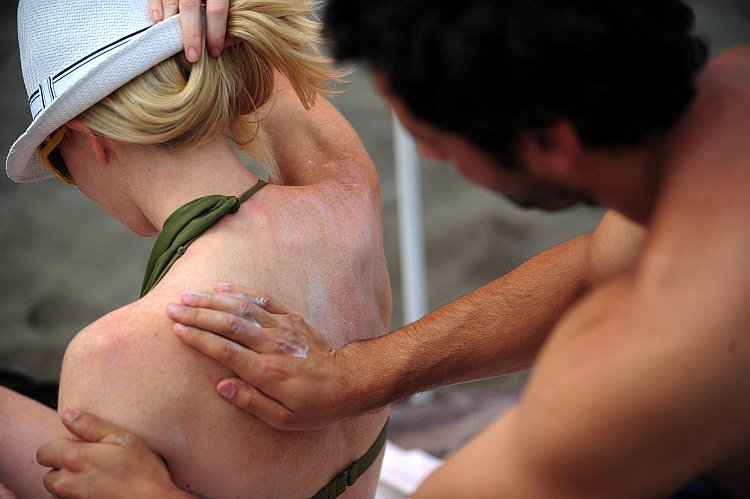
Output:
[60, 297, 189, 386]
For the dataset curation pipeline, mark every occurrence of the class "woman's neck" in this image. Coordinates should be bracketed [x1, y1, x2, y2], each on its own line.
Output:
[113, 136, 261, 232]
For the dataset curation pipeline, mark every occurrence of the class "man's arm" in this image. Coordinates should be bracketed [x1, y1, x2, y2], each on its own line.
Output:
[413, 262, 743, 498]
[169, 211, 645, 429]
[353, 210, 644, 401]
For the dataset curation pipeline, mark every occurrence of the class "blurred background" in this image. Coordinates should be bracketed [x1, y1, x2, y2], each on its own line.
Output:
[1, 0, 748, 457]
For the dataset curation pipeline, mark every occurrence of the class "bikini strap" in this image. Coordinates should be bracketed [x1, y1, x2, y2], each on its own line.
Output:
[140, 179, 268, 297]
[239, 179, 268, 203]
[310, 420, 389, 499]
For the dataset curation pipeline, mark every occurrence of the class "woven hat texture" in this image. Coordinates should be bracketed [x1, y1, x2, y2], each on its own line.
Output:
[7, 0, 184, 183]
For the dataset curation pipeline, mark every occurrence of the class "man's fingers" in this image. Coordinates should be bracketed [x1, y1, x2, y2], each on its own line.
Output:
[168, 304, 274, 349]
[173, 324, 277, 375]
[178, 0, 203, 62]
[216, 379, 297, 430]
[176, 292, 277, 327]
[214, 283, 290, 314]
[205, 0, 229, 57]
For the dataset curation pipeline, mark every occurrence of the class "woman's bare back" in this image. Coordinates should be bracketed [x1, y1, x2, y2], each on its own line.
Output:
[58, 175, 391, 498]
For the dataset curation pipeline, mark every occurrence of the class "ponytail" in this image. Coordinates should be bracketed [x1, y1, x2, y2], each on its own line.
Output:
[78, 0, 343, 179]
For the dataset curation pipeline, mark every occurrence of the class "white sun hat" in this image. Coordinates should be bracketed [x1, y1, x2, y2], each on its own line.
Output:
[6, 0, 185, 183]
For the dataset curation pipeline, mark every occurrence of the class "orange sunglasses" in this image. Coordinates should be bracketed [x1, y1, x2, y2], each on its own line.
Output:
[38, 126, 75, 185]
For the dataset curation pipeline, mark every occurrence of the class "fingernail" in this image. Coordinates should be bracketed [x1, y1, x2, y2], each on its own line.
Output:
[181, 293, 198, 305]
[218, 383, 236, 399]
[173, 323, 189, 335]
[151, 9, 163, 21]
[167, 303, 183, 316]
[61, 410, 80, 424]
[210, 48, 221, 58]
[187, 47, 199, 62]
[215, 282, 231, 292]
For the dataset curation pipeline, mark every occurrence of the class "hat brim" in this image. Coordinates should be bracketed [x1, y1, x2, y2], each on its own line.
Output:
[6, 15, 184, 183]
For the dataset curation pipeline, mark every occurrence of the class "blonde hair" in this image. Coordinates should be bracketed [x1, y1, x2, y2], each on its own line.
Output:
[78, 0, 344, 180]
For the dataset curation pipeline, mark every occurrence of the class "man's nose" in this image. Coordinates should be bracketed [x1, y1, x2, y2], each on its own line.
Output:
[417, 142, 449, 161]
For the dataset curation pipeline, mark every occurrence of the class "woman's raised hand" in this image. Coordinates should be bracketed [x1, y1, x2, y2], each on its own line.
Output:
[149, 0, 229, 61]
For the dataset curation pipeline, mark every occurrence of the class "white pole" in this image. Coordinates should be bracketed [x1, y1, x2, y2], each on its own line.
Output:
[392, 114, 433, 403]
[392, 115, 428, 325]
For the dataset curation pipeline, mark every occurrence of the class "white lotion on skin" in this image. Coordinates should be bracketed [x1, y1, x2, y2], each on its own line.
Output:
[291, 344, 309, 359]
[174, 426, 187, 446]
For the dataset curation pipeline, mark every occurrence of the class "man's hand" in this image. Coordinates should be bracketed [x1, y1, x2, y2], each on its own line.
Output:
[36, 411, 191, 499]
[167, 283, 369, 430]
[149, 0, 229, 61]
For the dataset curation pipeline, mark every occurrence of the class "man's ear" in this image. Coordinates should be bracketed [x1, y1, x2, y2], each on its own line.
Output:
[518, 121, 582, 179]
[65, 119, 109, 165]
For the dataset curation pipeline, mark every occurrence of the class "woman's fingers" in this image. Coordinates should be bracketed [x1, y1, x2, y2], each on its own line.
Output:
[0, 481, 18, 499]
[36, 440, 86, 472]
[204, 0, 229, 57]
[150, 0, 230, 60]
[178, 0, 202, 61]
[59, 411, 135, 447]
[42, 469, 75, 498]
[160, 0, 179, 19]
[37, 413, 181, 499]
[148, 0, 164, 21]
[36, 412, 139, 472]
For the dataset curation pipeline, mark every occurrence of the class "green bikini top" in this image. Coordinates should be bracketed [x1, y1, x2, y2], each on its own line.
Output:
[140, 180, 268, 297]
[138, 177, 388, 498]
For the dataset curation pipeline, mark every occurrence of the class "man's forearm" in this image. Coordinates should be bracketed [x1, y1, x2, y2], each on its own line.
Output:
[347, 234, 592, 408]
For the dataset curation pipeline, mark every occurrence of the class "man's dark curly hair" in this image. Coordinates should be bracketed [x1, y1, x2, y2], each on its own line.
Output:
[324, 0, 708, 166]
